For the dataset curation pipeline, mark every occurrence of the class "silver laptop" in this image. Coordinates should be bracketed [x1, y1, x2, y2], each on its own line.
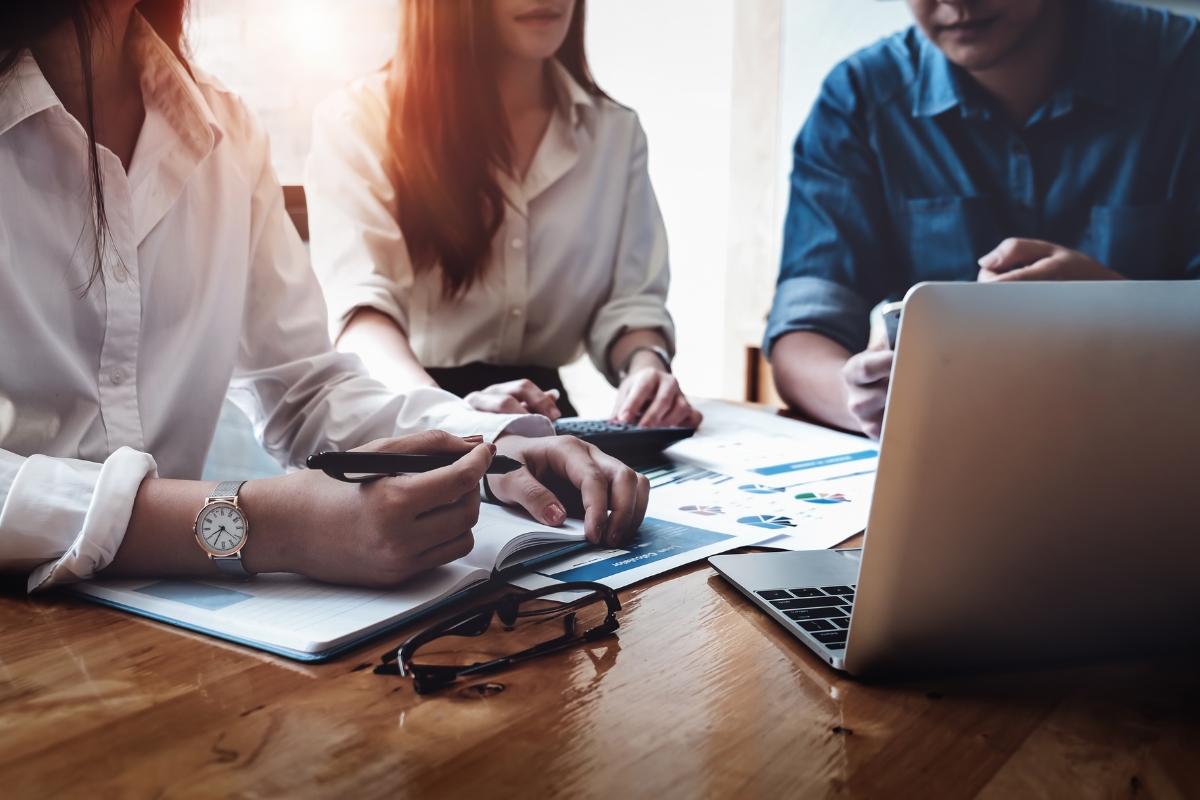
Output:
[711, 281, 1200, 677]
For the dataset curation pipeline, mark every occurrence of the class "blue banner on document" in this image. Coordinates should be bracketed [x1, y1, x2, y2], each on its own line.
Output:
[542, 518, 732, 583]
[751, 449, 877, 477]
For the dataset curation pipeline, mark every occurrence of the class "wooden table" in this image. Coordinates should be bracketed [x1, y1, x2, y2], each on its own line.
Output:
[3, 556, 1198, 799]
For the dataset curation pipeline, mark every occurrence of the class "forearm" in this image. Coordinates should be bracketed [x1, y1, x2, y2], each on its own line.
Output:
[770, 331, 860, 432]
[103, 476, 298, 579]
[608, 328, 671, 377]
[337, 307, 437, 391]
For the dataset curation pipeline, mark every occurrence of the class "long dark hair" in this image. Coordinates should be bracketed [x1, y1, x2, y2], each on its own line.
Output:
[0, 1, 189, 293]
[387, 0, 606, 297]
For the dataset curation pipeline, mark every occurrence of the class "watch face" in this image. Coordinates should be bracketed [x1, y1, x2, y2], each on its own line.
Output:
[196, 502, 247, 555]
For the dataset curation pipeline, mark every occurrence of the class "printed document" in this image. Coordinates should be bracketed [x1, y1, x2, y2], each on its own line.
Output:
[666, 400, 879, 490]
[645, 464, 871, 552]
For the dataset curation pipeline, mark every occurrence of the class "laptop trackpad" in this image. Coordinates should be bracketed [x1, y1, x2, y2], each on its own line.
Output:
[710, 549, 860, 592]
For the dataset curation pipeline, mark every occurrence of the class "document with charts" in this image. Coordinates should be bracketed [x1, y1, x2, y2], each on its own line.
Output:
[644, 464, 872, 552]
[665, 400, 879, 490]
[68, 503, 588, 661]
[508, 464, 776, 592]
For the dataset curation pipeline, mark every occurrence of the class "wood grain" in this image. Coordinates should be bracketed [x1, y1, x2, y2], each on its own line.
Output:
[2, 563, 1197, 799]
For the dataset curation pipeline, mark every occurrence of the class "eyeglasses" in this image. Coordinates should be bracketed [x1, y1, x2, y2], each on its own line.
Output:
[374, 582, 622, 694]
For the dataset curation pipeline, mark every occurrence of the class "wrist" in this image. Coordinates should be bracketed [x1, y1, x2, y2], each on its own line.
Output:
[616, 344, 671, 382]
[629, 349, 669, 374]
[235, 476, 304, 575]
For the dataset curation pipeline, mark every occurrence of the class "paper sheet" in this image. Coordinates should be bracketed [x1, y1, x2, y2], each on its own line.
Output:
[665, 399, 879, 489]
[645, 464, 872, 551]
[461, 502, 586, 572]
[509, 504, 770, 592]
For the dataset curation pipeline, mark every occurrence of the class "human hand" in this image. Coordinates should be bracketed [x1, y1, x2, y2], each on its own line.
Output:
[977, 238, 1124, 282]
[241, 430, 491, 588]
[465, 379, 562, 421]
[490, 435, 650, 547]
[841, 346, 893, 440]
[611, 363, 702, 428]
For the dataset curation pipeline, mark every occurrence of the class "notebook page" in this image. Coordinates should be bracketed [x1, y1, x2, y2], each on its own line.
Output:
[72, 562, 489, 654]
[462, 503, 586, 572]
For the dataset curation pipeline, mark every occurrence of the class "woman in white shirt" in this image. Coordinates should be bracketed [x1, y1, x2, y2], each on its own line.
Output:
[0, 0, 646, 593]
[305, 0, 702, 428]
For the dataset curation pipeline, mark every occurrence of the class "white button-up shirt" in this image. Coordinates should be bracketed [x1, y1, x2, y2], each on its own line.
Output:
[304, 61, 675, 384]
[0, 16, 549, 592]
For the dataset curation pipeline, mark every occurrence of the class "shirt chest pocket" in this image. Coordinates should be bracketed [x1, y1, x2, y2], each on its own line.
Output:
[898, 196, 1004, 283]
[1089, 203, 1174, 279]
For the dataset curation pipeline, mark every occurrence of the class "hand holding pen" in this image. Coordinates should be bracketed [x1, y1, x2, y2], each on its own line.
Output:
[308, 431, 648, 549]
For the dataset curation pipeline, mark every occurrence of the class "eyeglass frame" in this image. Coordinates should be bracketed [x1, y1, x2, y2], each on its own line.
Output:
[375, 581, 622, 694]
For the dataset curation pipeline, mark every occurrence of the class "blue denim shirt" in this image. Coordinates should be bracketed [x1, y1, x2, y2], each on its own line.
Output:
[764, 0, 1200, 357]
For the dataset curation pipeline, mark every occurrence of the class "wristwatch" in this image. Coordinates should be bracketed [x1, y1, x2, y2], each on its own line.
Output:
[616, 345, 672, 382]
[194, 481, 254, 579]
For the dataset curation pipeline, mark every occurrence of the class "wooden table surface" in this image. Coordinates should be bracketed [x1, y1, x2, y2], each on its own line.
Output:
[2, 555, 1198, 799]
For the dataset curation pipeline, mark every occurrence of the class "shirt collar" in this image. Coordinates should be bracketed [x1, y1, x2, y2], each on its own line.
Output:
[912, 34, 973, 119]
[0, 14, 222, 151]
[911, 0, 1119, 122]
[548, 58, 596, 131]
[127, 12, 223, 157]
[500, 59, 596, 214]
[0, 53, 67, 139]
[124, 12, 225, 243]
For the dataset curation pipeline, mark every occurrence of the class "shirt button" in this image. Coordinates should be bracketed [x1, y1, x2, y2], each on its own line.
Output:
[511, 238, 524, 250]
[510, 307, 523, 318]
[109, 367, 125, 385]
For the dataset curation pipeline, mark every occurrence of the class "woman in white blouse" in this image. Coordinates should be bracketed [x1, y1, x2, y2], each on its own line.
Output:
[0, 0, 646, 592]
[306, 0, 702, 428]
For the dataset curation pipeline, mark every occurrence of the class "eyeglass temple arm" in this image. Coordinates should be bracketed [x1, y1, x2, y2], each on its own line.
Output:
[388, 605, 500, 673]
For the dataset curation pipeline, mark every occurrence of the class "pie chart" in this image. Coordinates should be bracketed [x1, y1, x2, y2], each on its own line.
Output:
[738, 515, 797, 530]
[795, 492, 849, 505]
[739, 484, 786, 495]
[680, 505, 724, 517]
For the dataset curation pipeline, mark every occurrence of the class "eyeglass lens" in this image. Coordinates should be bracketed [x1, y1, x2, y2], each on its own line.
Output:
[411, 595, 614, 670]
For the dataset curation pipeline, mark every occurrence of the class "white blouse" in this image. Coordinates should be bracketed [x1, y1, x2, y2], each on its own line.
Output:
[304, 61, 675, 384]
[0, 16, 549, 592]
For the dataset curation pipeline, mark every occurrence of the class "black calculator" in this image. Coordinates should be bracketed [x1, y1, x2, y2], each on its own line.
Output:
[552, 419, 695, 464]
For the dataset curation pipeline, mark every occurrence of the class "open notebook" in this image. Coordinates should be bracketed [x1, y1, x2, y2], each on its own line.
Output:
[69, 503, 587, 661]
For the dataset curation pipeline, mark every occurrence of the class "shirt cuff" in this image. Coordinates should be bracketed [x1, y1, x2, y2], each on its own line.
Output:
[395, 387, 555, 443]
[589, 299, 676, 385]
[763, 276, 870, 359]
[7, 448, 159, 592]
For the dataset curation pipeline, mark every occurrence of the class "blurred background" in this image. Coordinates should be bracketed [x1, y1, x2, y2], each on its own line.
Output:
[192, 0, 1200, 478]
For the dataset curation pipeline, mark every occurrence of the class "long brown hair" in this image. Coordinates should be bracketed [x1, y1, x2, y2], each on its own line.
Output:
[0, 0, 190, 293]
[387, 0, 605, 297]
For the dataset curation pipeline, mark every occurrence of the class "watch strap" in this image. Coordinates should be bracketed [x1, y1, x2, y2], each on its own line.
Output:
[207, 481, 252, 580]
[213, 554, 252, 579]
[210, 480, 245, 501]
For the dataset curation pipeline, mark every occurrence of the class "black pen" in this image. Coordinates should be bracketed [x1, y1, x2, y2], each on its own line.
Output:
[306, 451, 525, 483]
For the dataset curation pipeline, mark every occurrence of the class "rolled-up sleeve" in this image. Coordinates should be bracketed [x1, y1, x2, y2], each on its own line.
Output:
[237, 111, 551, 466]
[587, 116, 676, 384]
[763, 64, 894, 359]
[304, 81, 412, 344]
[0, 447, 158, 592]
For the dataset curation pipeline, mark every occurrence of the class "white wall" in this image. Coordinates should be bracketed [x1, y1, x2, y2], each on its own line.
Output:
[561, 0, 737, 416]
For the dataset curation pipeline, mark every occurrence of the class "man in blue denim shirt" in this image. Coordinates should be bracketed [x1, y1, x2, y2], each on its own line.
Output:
[765, 0, 1200, 439]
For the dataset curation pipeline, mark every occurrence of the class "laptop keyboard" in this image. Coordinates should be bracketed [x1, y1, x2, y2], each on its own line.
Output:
[756, 585, 856, 650]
